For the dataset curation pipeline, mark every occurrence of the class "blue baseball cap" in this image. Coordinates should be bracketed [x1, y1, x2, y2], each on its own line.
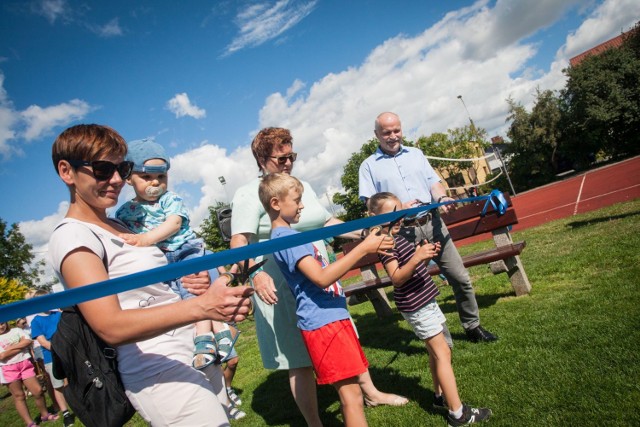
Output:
[126, 138, 171, 173]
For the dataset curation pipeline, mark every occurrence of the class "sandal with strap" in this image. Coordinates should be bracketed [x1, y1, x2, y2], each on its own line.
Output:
[41, 412, 60, 422]
[192, 335, 219, 370]
[215, 325, 241, 363]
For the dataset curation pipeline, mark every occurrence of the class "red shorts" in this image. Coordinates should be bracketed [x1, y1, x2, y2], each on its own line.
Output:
[301, 319, 368, 385]
[1, 359, 36, 383]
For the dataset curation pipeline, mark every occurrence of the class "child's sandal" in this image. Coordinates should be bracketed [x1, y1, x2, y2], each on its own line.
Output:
[192, 335, 219, 369]
[215, 326, 241, 363]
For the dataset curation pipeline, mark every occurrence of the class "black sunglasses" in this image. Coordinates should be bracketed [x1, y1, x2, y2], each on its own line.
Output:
[269, 152, 297, 165]
[68, 159, 134, 181]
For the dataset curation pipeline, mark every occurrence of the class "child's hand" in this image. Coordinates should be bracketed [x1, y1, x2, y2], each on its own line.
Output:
[361, 230, 394, 255]
[119, 233, 150, 247]
[416, 241, 440, 262]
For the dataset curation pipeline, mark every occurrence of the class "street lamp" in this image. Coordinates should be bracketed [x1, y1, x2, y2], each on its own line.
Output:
[218, 176, 229, 201]
[457, 95, 477, 138]
[457, 95, 480, 194]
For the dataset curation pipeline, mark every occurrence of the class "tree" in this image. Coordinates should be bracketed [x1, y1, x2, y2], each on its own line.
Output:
[336, 126, 489, 220]
[561, 23, 640, 167]
[0, 218, 43, 288]
[504, 89, 563, 190]
[333, 139, 381, 222]
[0, 277, 29, 306]
[198, 201, 231, 254]
[416, 125, 489, 195]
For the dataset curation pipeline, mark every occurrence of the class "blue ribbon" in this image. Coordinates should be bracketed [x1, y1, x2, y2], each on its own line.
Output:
[0, 190, 507, 322]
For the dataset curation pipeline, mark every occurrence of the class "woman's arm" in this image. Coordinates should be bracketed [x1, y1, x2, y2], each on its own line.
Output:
[297, 232, 393, 288]
[230, 232, 278, 305]
[61, 247, 253, 346]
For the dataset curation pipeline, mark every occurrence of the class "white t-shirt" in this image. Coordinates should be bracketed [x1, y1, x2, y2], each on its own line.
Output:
[48, 219, 195, 383]
[0, 327, 31, 366]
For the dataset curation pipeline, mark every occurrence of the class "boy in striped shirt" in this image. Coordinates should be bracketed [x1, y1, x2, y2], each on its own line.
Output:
[368, 192, 492, 427]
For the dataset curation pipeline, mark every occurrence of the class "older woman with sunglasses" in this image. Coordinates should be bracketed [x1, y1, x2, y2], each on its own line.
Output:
[230, 127, 408, 426]
[50, 124, 253, 426]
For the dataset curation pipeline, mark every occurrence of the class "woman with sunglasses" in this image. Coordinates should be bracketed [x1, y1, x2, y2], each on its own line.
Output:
[50, 124, 253, 426]
[230, 127, 408, 426]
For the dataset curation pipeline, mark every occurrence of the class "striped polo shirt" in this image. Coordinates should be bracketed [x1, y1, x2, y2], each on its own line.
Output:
[379, 235, 440, 313]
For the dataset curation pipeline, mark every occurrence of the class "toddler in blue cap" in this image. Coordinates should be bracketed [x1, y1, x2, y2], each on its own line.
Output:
[115, 139, 240, 374]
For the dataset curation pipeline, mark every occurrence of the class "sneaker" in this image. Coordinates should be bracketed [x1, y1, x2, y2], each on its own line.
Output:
[63, 412, 75, 427]
[465, 326, 498, 343]
[433, 393, 447, 410]
[227, 386, 242, 406]
[447, 403, 492, 426]
[227, 405, 246, 420]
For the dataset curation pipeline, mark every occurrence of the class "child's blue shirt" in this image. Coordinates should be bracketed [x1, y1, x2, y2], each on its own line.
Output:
[271, 226, 348, 331]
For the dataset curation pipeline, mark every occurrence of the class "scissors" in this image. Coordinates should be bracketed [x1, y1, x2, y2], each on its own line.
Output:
[220, 259, 268, 316]
[366, 207, 407, 247]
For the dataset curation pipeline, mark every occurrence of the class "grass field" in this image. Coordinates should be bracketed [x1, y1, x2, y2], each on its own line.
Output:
[2, 199, 639, 426]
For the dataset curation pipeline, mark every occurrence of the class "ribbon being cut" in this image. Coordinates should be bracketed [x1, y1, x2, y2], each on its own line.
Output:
[0, 190, 508, 322]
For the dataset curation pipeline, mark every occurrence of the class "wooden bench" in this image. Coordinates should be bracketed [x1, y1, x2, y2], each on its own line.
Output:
[341, 193, 531, 318]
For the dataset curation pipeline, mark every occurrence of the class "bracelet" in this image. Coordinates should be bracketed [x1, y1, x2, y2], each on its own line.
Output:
[249, 268, 264, 280]
[437, 195, 446, 203]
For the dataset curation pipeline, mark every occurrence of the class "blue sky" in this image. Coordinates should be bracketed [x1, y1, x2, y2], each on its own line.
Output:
[0, 0, 637, 282]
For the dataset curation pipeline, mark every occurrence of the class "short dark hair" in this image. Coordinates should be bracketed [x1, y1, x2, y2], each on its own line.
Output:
[52, 124, 127, 175]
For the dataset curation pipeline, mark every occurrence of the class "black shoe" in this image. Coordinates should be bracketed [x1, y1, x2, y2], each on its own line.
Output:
[63, 412, 75, 427]
[447, 403, 492, 426]
[465, 326, 498, 343]
[433, 393, 447, 410]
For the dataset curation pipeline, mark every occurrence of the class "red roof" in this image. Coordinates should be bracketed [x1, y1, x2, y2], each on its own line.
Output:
[569, 32, 627, 67]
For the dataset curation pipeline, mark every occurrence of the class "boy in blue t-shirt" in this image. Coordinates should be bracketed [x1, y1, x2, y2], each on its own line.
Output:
[258, 173, 394, 426]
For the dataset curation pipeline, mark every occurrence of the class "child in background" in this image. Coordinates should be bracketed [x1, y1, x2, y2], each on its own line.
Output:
[115, 138, 245, 418]
[30, 291, 75, 427]
[259, 173, 394, 427]
[367, 192, 492, 427]
[0, 321, 59, 427]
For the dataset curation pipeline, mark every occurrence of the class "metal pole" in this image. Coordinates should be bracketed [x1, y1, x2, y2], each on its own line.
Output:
[457, 95, 480, 194]
[218, 176, 229, 202]
[490, 137, 517, 196]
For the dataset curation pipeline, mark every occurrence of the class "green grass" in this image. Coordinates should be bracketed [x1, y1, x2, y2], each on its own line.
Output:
[2, 199, 639, 426]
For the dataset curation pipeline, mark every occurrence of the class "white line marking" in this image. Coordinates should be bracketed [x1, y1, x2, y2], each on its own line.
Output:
[518, 183, 640, 221]
[573, 175, 587, 215]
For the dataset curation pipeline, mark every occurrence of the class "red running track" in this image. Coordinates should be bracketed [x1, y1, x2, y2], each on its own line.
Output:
[459, 155, 640, 246]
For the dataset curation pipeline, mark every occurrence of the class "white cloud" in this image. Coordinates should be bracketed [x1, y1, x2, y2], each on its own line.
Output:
[235, 0, 634, 213]
[166, 93, 206, 119]
[19, 201, 68, 284]
[558, 0, 638, 60]
[0, 73, 93, 159]
[224, 0, 318, 55]
[87, 17, 124, 38]
[0, 73, 19, 159]
[32, 0, 70, 24]
[21, 99, 93, 141]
